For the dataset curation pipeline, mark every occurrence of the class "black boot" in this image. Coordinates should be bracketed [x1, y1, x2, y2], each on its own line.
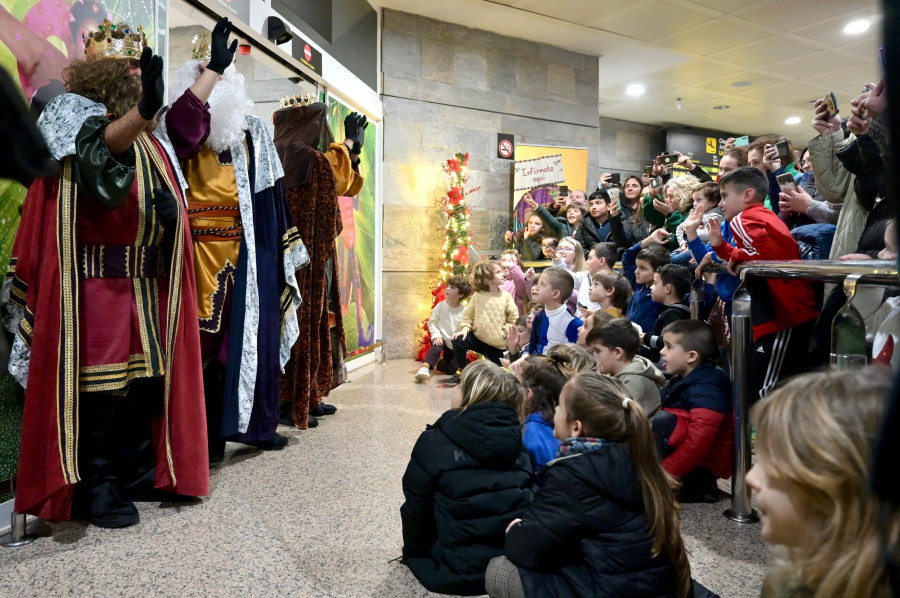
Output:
[73, 394, 139, 528]
[307, 415, 319, 428]
[203, 363, 227, 466]
[245, 433, 289, 451]
[310, 403, 337, 417]
[278, 401, 293, 426]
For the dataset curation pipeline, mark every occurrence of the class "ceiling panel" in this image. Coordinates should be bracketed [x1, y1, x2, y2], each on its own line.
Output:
[683, 0, 760, 14]
[655, 18, 774, 55]
[641, 86, 726, 109]
[763, 50, 867, 75]
[590, 0, 719, 42]
[709, 35, 822, 69]
[801, 64, 882, 90]
[508, 0, 629, 27]
[734, 81, 831, 106]
[793, 9, 882, 45]
[689, 96, 761, 113]
[695, 70, 790, 94]
[641, 59, 732, 87]
[735, 0, 877, 31]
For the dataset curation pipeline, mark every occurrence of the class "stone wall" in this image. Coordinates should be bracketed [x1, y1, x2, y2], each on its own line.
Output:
[381, 9, 601, 358]
[598, 117, 664, 176]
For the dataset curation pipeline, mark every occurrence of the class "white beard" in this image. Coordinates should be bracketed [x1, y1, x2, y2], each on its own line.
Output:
[170, 60, 255, 153]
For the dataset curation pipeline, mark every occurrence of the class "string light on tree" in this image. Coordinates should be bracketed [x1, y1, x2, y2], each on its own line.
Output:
[416, 152, 481, 361]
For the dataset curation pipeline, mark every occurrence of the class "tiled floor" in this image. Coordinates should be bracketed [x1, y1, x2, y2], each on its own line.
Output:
[0, 359, 768, 597]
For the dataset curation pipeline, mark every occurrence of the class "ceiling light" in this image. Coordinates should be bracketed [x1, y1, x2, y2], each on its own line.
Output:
[676, 98, 683, 110]
[626, 83, 645, 97]
[731, 81, 752, 88]
[785, 116, 802, 125]
[843, 19, 870, 34]
[713, 105, 730, 110]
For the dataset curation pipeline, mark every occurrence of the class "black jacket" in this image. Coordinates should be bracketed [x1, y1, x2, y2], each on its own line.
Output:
[505, 443, 682, 598]
[400, 402, 534, 596]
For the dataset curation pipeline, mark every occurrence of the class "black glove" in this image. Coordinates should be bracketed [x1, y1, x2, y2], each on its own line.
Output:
[151, 187, 179, 226]
[207, 18, 238, 75]
[343, 112, 367, 155]
[137, 47, 164, 120]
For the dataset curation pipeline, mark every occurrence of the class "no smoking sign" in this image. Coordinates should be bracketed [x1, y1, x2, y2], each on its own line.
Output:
[497, 133, 515, 160]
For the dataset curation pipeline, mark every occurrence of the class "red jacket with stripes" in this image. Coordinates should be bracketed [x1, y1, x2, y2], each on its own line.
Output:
[713, 204, 819, 340]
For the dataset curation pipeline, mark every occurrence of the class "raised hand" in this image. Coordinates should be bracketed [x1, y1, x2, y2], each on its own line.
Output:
[812, 98, 842, 137]
[683, 205, 705, 240]
[676, 152, 693, 170]
[861, 80, 886, 120]
[763, 144, 781, 172]
[522, 193, 538, 210]
[779, 189, 812, 214]
[706, 216, 723, 246]
[137, 47, 164, 120]
[652, 197, 674, 216]
[343, 112, 368, 154]
[208, 17, 238, 75]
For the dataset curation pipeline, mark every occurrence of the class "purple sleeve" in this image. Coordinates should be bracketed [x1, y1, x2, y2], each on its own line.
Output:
[164, 89, 211, 160]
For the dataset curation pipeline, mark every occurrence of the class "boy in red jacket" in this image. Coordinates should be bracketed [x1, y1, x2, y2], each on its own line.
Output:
[707, 167, 819, 400]
[654, 320, 733, 503]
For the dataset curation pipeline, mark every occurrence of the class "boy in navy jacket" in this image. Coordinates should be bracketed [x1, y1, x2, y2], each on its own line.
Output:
[653, 320, 733, 503]
[621, 228, 671, 334]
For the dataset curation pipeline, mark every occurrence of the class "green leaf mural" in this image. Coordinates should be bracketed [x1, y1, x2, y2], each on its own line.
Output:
[326, 95, 377, 357]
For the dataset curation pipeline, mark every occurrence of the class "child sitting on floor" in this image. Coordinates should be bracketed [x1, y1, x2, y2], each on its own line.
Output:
[748, 367, 899, 598]
[589, 270, 632, 319]
[517, 343, 594, 474]
[586, 318, 665, 417]
[525, 267, 582, 357]
[452, 261, 519, 383]
[486, 373, 692, 598]
[654, 320, 733, 503]
[401, 360, 534, 596]
[417, 275, 472, 382]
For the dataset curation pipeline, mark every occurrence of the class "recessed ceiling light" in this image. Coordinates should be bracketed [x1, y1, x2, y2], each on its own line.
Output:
[713, 105, 730, 110]
[843, 19, 870, 34]
[785, 116, 802, 125]
[626, 83, 646, 97]
[731, 81, 752, 88]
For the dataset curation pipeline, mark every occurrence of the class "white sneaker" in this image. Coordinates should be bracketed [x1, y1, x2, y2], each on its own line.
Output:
[415, 366, 431, 381]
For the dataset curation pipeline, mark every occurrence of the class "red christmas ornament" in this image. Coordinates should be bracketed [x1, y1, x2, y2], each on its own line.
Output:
[447, 186, 463, 206]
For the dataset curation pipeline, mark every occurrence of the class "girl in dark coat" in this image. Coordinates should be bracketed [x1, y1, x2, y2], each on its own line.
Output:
[400, 360, 535, 596]
[486, 373, 692, 598]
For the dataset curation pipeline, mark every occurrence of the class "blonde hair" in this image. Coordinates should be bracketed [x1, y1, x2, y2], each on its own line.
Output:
[561, 373, 691, 597]
[519, 343, 593, 420]
[663, 174, 702, 214]
[501, 249, 521, 265]
[457, 360, 524, 420]
[753, 367, 899, 598]
[558, 236, 585, 272]
[471, 260, 499, 293]
[546, 342, 595, 373]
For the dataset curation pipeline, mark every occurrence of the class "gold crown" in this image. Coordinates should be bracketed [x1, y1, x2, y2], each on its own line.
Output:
[192, 32, 211, 61]
[84, 20, 146, 60]
[280, 93, 317, 108]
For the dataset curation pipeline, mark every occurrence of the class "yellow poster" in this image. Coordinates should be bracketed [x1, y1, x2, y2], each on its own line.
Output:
[511, 145, 589, 228]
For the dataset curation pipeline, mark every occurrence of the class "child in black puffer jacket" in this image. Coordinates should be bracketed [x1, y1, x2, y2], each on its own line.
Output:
[487, 372, 693, 598]
[400, 360, 535, 596]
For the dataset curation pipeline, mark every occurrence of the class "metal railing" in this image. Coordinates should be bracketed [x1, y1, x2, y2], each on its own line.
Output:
[1, 478, 34, 548]
[690, 259, 899, 523]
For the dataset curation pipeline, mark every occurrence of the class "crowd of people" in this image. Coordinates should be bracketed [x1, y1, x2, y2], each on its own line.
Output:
[407, 76, 900, 597]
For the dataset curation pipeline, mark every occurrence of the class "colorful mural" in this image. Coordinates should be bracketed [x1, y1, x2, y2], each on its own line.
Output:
[326, 95, 376, 358]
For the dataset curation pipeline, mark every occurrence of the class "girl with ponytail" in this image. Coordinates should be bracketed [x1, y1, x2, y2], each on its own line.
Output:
[516, 343, 594, 474]
[486, 372, 692, 598]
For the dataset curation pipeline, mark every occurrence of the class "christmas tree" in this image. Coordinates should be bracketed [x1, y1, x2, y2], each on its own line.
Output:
[417, 153, 478, 360]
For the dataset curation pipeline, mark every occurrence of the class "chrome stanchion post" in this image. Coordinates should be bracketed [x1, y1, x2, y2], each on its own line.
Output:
[1, 480, 36, 547]
[690, 277, 704, 320]
[724, 285, 759, 523]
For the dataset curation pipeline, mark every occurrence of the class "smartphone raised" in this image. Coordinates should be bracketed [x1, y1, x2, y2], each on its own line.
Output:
[650, 176, 663, 189]
[609, 173, 621, 185]
[822, 92, 839, 120]
[733, 135, 749, 147]
[776, 172, 798, 194]
[607, 187, 620, 202]
[558, 185, 569, 195]
[659, 154, 679, 165]
[771, 140, 791, 162]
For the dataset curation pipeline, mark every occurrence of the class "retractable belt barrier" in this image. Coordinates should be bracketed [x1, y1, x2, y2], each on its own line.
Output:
[690, 259, 899, 523]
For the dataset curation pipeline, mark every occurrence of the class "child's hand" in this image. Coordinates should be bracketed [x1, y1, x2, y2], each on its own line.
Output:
[524, 267, 536, 281]
[579, 306, 594, 319]
[505, 230, 514, 244]
[608, 197, 620, 218]
[506, 326, 518, 345]
[522, 194, 538, 210]
[726, 258, 739, 276]
[500, 358, 511, 368]
[452, 330, 466, 340]
[643, 228, 670, 247]
[506, 518, 522, 533]
[433, 337, 444, 347]
[683, 205, 705, 240]
[839, 253, 874, 261]
[694, 251, 714, 279]
[706, 216, 723, 246]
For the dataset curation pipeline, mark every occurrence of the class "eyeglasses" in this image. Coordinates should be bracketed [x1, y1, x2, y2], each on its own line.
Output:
[556, 246, 574, 253]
